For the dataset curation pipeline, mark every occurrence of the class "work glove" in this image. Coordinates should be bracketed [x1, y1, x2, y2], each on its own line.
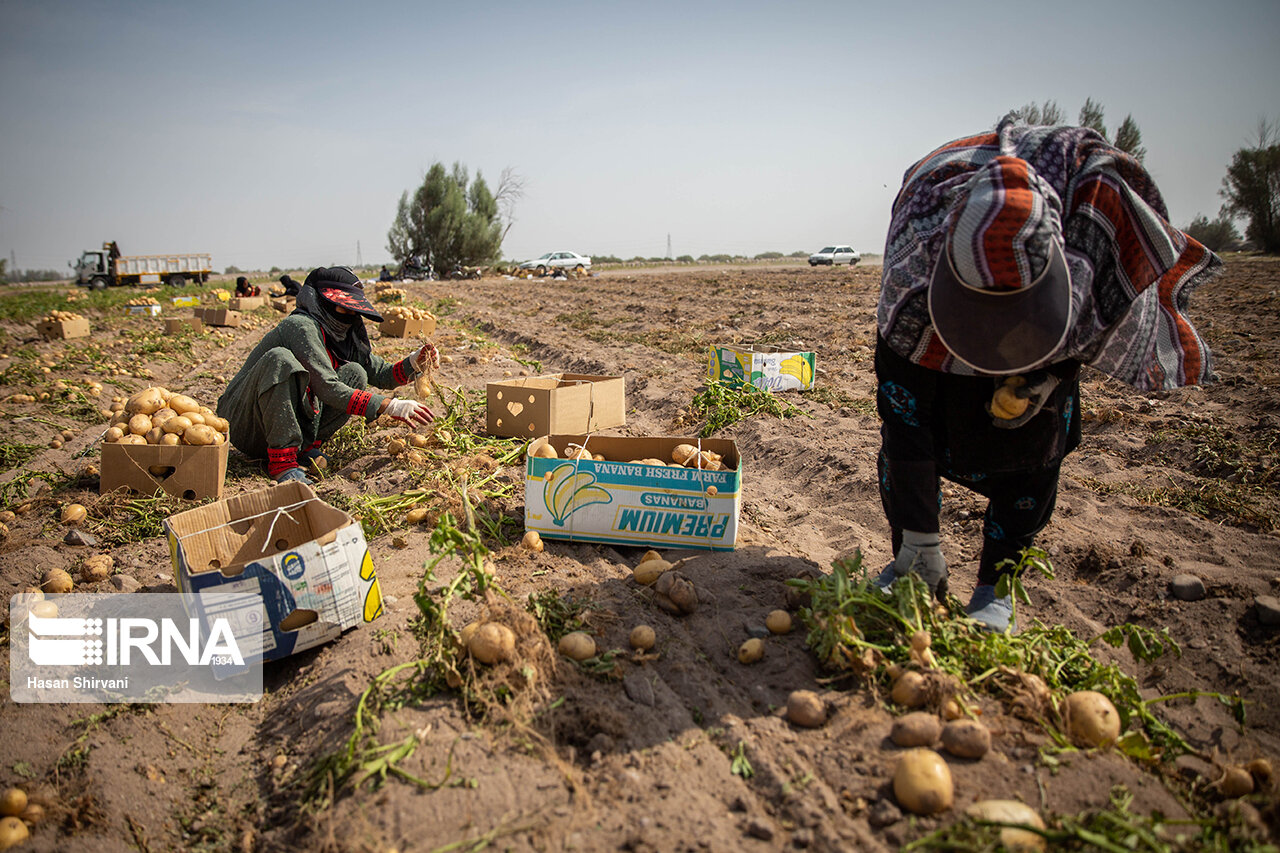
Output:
[413, 342, 440, 373]
[988, 371, 1060, 429]
[384, 398, 435, 426]
[876, 530, 948, 600]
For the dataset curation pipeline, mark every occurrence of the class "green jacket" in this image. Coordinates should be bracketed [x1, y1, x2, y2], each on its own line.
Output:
[218, 313, 416, 424]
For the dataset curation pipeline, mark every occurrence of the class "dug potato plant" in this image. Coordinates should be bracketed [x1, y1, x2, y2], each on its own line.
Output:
[0, 262, 1278, 852]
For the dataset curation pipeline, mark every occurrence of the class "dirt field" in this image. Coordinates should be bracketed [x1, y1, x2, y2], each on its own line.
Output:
[1, 260, 1278, 852]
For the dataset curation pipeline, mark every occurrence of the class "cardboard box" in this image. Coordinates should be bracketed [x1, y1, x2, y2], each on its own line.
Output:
[487, 374, 625, 439]
[37, 317, 91, 340]
[195, 307, 243, 328]
[708, 344, 816, 392]
[163, 481, 384, 662]
[524, 435, 740, 551]
[271, 296, 296, 313]
[171, 295, 201, 307]
[125, 304, 162, 317]
[378, 313, 437, 338]
[100, 440, 229, 500]
[165, 316, 204, 335]
[228, 296, 265, 311]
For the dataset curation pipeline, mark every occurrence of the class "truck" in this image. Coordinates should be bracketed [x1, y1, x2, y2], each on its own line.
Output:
[72, 241, 213, 289]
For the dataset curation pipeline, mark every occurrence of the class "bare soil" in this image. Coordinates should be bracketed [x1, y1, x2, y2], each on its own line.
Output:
[1, 260, 1278, 852]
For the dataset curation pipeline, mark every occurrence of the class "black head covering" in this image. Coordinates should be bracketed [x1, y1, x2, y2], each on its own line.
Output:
[295, 266, 377, 364]
[279, 274, 301, 296]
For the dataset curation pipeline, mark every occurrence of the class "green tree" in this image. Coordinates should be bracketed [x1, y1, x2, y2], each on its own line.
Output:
[1113, 114, 1146, 162]
[1006, 99, 1064, 126]
[1078, 97, 1107, 138]
[1220, 121, 1280, 254]
[1185, 213, 1242, 252]
[387, 161, 519, 273]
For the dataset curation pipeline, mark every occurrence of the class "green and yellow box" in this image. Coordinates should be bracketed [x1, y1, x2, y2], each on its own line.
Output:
[707, 344, 815, 391]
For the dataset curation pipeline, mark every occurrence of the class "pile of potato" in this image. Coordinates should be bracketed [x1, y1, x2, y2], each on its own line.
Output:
[41, 309, 86, 324]
[381, 305, 433, 321]
[375, 288, 407, 303]
[102, 386, 228, 447]
[124, 297, 161, 308]
[529, 438, 729, 472]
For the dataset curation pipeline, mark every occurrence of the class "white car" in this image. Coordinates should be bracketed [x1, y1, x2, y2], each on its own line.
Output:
[518, 251, 592, 276]
[808, 245, 861, 266]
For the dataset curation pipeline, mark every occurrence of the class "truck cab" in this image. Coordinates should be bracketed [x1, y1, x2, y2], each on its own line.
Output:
[73, 249, 111, 289]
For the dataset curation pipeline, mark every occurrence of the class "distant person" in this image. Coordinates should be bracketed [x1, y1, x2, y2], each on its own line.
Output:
[217, 266, 439, 485]
[873, 114, 1221, 632]
[234, 276, 260, 297]
[379, 265, 394, 282]
[278, 274, 301, 297]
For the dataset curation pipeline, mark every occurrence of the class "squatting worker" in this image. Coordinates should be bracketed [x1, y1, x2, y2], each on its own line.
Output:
[874, 115, 1221, 632]
[217, 266, 439, 485]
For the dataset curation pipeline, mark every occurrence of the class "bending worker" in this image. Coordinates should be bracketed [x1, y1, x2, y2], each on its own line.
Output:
[218, 266, 438, 485]
[874, 115, 1221, 632]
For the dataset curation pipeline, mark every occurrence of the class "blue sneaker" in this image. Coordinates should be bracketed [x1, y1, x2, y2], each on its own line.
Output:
[274, 466, 313, 486]
[966, 585, 1015, 633]
[873, 562, 899, 591]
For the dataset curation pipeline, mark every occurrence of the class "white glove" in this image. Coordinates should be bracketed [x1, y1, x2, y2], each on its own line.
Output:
[989, 371, 1060, 429]
[384, 398, 434, 426]
[414, 342, 440, 373]
[891, 530, 948, 599]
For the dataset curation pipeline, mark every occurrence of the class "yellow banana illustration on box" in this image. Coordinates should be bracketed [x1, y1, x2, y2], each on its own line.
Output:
[543, 462, 613, 526]
[778, 353, 813, 387]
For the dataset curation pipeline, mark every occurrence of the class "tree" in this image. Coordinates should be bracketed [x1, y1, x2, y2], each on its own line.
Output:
[1185, 213, 1242, 252]
[1078, 97, 1107, 139]
[0, 258, 7, 284]
[1220, 121, 1280, 253]
[387, 160, 513, 273]
[1113, 114, 1147, 162]
[1006, 100, 1064, 127]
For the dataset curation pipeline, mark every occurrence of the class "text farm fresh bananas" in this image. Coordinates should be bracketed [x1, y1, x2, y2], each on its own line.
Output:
[542, 463, 612, 526]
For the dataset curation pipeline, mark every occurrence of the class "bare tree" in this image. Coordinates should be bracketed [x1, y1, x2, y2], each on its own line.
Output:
[494, 167, 526, 242]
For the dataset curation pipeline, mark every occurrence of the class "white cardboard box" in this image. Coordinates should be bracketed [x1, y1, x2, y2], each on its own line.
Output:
[708, 344, 816, 391]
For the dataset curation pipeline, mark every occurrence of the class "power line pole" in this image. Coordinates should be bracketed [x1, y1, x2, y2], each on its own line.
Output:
[356, 241, 363, 267]
[666, 233, 672, 260]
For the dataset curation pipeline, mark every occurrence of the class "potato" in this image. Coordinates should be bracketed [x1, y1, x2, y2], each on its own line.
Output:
[965, 799, 1046, 851]
[409, 433, 430, 449]
[458, 621, 479, 648]
[521, 530, 544, 552]
[1060, 690, 1121, 748]
[145, 426, 164, 445]
[183, 423, 218, 446]
[891, 670, 929, 709]
[160, 433, 180, 446]
[564, 445, 592, 460]
[558, 631, 597, 661]
[467, 622, 516, 664]
[633, 557, 672, 585]
[168, 394, 200, 414]
[41, 568, 73, 594]
[629, 624, 656, 651]
[891, 712, 943, 747]
[184, 411, 207, 426]
[532, 442, 558, 459]
[19, 802, 43, 827]
[128, 413, 153, 435]
[941, 718, 991, 759]
[893, 748, 953, 815]
[1247, 757, 1273, 788]
[1217, 766, 1255, 798]
[0, 815, 29, 849]
[60, 503, 87, 525]
[150, 407, 177, 427]
[205, 415, 229, 433]
[125, 387, 165, 415]
[0, 788, 25, 818]
[81, 554, 114, 583]
[163, 415, 192, 435]
[387, 438, 406, 457]
[765, 609, 792, 634]
[786, 690, 827, 728]
[738, 638, 765, 664]
[406, 507, 430, 524]
[653, 570, 698, 614]
[671, 444, 698, 465]
[991, 384, 1029, 419]
[0, 511, 14, 524]
[121, 434, 147, 445]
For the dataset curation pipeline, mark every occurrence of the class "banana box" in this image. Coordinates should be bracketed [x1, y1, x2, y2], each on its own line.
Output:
[524, 434, 740, 551]
[163, 480, 384, 663]
[708, 344, 816, 392]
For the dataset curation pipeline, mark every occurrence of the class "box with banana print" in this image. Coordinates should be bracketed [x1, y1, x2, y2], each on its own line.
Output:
[524, 434, 740, 551]
[707, 344, 816, 391]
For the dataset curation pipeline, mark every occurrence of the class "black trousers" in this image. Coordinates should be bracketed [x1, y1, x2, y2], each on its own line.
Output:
[875, 335, 1079, 586]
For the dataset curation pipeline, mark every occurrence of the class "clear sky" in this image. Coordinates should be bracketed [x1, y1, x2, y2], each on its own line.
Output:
[2, 0, 1277, 274]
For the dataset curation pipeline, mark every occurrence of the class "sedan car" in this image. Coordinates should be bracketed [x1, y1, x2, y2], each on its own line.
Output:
[808, 245, 861, 266]
[518, 251, 592, 276]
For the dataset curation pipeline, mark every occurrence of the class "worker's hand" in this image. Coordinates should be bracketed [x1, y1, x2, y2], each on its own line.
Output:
[891, 530, 948, 600]
[413, 342, 440, 373]
[383, 398, 434, 426]
[988, 371, 1060, 429]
